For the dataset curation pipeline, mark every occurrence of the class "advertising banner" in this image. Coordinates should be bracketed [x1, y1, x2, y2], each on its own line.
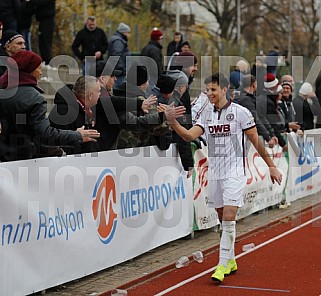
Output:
[0, 146, 193, 296]
[192, 144, 219, 230]
[192, 143, 288, 227]
[237, 144, 287, 219]
[285, 132, 321, 202]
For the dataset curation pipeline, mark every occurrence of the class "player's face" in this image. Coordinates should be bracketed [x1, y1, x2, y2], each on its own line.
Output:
[205, 82, 226, 105]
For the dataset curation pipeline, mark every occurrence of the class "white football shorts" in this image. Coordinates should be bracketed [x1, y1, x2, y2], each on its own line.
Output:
[207, 175, 247, 208]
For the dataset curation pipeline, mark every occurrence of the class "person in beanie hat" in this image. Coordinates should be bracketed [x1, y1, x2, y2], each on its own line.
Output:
[257, 72, 301, 149]
[117, 22, 130, 34]
[179, 40, 191, 52]
[10, 50, 42, 73]
[150, 28, 163, 41]
[0, 50, 42, 89]
[156, 73, 176, 96]
[299, 82, 313, 96]
[279, 79, 296, 122]
[0, 50, 100, 161]
[127, 64, 149, 87]
[0, 30, 25, 76]
[293, 82, 321, 130]
[141, 27, 164, 77]
[108, 22, 131, 86]
[263, 73, 280, 94]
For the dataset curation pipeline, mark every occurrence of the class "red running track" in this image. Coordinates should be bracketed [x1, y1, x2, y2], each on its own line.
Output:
[105, 203, 321, 296]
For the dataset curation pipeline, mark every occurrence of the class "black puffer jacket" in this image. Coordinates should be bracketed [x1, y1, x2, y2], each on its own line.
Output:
[0, 72, 82, 161]
[72, 26, 108, 61]
[141, 40, 163, 76]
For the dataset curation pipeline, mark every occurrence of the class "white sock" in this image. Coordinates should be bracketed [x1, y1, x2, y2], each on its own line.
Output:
[218, 221, 236, 267]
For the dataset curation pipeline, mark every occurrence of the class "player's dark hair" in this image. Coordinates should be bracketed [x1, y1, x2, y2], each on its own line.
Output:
[204, 72, 229, 88]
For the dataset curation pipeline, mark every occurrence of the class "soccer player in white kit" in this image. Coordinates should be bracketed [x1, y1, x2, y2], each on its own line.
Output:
[164, 72, 282, 283]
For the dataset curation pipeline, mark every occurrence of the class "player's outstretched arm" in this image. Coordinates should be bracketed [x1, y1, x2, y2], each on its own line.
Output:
[163, 103, 203, 142]
[245, 126, 283, 185]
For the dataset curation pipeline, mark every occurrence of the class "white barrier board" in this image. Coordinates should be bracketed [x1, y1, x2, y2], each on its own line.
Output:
[286, 132, 321, 202]
[0, 145, 193, 296]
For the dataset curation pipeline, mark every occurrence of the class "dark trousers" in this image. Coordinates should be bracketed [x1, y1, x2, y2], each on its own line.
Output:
[38, 18, 54, 64]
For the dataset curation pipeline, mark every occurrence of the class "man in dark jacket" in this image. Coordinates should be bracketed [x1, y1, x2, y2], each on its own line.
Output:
[72, 16, 108, 75]
[108, 22, 130, 87]
[166, 31, 183, 56]
[32, 0, 55, 66]
[0, 51, 99, 161]
[49, 76, 101, 155]
[0, 0, 20, 32]
[279, 80, 296, 123]
[141, 28, 164, 77]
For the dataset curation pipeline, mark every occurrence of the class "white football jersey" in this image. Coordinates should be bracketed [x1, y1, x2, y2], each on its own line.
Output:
[195, 101, 255, 180]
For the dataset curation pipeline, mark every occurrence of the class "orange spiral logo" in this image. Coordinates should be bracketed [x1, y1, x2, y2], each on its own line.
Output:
[92, 169, 117, 244]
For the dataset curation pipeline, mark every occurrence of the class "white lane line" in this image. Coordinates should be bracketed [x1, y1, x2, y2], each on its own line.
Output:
[219, 285, 290, 293]
[154, 214, 321, 296]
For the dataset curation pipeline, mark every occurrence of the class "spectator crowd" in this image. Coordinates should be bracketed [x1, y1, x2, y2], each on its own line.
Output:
[1, 10, 321, 177]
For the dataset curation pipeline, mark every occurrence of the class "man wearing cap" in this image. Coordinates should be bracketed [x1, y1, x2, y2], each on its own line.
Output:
[293, 82, 321, 130]
[141, 27, 164, 77]
[72, 16, 108, 75]
[108, 22, 131, 87]
[0, 50, 100, 161]
[0, 30, 26, 76]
